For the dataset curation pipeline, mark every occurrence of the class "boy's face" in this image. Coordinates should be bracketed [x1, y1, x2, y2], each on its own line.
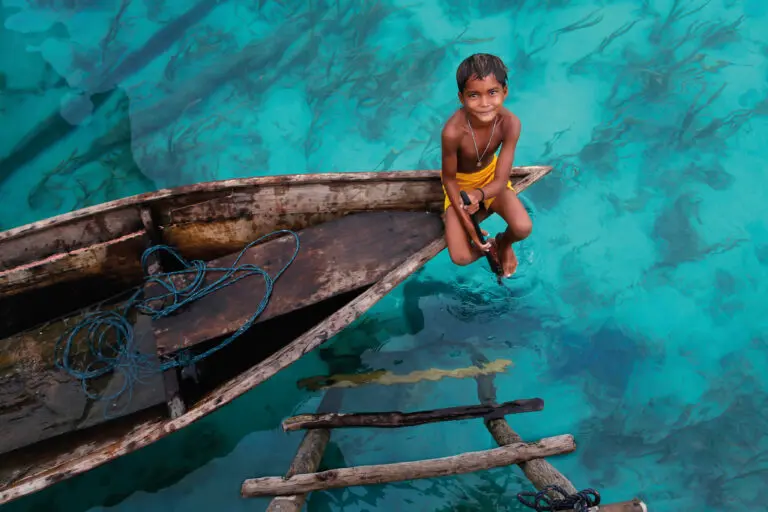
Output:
[458, 74, 508, 125]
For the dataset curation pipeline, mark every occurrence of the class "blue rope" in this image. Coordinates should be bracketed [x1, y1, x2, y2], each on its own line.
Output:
[53, 230, 300, 414]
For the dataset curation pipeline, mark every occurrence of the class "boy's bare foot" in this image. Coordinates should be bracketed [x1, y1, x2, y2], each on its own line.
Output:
[487, 236, 501, 268]
[495, 233, 518, 277]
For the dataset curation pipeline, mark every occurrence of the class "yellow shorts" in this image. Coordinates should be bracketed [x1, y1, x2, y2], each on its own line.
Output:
[442, 154, 515, 211]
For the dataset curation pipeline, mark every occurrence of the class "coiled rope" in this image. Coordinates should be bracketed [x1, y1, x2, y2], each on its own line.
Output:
[517, 485, 601, 512]
[53, 229, 300, 413]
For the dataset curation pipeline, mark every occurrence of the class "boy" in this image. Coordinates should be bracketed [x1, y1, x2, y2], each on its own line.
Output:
[441, 53, 532, 277]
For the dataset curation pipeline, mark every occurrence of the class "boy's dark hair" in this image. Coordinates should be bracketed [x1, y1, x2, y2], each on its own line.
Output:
[456, 53, 508, 92]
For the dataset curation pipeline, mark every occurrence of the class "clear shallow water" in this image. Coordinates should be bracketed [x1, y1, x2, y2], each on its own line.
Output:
[1, 0, 767, 510]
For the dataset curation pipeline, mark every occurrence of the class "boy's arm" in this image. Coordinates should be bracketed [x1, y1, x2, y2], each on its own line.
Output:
[441, 127, 490, 251]
[481, 115, 521, 200]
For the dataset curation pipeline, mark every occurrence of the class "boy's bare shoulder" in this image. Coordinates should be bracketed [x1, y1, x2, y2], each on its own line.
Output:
[499, 108, 522, 137]
[441, 109, 466, 142]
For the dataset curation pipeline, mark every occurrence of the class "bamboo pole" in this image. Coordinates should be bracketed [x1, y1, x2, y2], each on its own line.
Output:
[241, 434, 575, 497]
[282, 398, 543, 432]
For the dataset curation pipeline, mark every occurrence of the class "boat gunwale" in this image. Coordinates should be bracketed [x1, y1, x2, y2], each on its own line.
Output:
[0, 167, 551, 243]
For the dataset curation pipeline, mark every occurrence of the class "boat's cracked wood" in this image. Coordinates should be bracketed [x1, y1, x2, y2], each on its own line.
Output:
[0, 312, 165, 456]
[0, 165, 552, 505]
[0, 233, 446, 506]
[152, 210, 443, 356]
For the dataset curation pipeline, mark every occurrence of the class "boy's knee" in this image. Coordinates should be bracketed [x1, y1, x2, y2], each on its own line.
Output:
[449, 251, 475, 266]
[511, 219, 532, 240]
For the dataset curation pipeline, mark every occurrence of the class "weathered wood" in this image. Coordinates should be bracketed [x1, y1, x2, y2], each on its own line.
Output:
[296, 358, 512, 391]
[282, 399, 544, 432]
[597, 500, 648, 512]
[486, 417, 580, 490]
[241, 434, 576, 497]
[0, 310, 166, 456]
[152, 210, 443, 356]
[0, 165, 553, 505]
[2, 167, 548, 236]
[159, 182, 443, 261]
[0, 231, 148, 298]
[266, 430, 330, 512]
[0, 167, 548, 253]
[140, 207, 188, 419]
[0, 207, 143, 270]
[473, 352, 649, 511]
[473, 351, 579, 496]
[266, 389, 343, 512]
[0, 234, 446, 506]
[0, 168, 551, 300]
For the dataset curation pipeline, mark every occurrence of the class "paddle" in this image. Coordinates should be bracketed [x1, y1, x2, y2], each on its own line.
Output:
[460, 190, 504, 280]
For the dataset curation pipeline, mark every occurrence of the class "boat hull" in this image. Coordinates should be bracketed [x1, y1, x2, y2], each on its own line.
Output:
[0, 165, 551, 505]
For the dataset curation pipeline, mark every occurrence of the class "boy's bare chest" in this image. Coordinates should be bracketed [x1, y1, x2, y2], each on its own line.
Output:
[457, 127, 503, 172]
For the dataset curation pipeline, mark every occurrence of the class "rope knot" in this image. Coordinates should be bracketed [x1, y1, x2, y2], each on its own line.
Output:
[517, 485, 601, 512]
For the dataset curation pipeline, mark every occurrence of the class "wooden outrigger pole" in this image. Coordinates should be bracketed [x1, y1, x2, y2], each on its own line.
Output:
[264, 389, 341, 512]
[470, 349, 647, 512]
[243, 396, 573, 500]
[243, 350, 648, 511]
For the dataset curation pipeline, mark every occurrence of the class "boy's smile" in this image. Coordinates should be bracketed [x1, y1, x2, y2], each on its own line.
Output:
[458, 74, 508, 126]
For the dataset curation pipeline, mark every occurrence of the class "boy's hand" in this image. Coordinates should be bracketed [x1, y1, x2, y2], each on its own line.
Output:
[461, 189, 484, 215]
[472, 237, 492, 252]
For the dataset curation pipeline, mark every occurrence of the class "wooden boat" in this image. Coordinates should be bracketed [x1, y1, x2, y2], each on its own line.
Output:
[0, 165, 551, 505]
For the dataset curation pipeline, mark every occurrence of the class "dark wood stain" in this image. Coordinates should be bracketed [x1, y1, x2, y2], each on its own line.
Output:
[0, 308, 166, 456]
[153, 211, 443, 356]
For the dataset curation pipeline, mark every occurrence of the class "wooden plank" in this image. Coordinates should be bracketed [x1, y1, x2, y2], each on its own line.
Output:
[0, 309, 166, 456]
[281, 399, 544, 432]
[152, 211, 443, 356]
[156, 178, 442, 270]
[240, 434, 576, 497]
[158, 178, 443, 226]
[0, 230, 148, 298]
[0, 207, 143, 270]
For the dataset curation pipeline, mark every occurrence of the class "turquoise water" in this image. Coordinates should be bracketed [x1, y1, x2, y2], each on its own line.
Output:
[1, 0, 767, 510]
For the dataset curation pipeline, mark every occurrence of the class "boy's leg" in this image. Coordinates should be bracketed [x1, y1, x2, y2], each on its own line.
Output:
[443, 205, 491, 266]
[488, 188, 533, 276]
